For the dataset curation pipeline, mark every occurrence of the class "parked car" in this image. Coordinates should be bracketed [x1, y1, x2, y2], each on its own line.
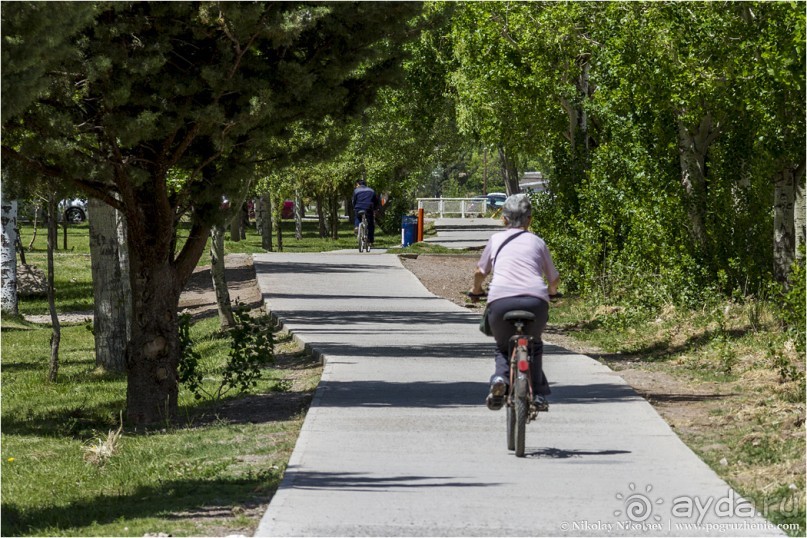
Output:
[473, 192, 507, 211]
[487, 192, 507, 209]
[59, 198, 88, 223]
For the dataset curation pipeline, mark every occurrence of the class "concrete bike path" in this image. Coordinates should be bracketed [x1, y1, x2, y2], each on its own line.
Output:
[252, 252, 781, 537]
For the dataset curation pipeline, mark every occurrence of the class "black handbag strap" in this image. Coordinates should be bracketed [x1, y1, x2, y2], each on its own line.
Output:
[493, 230, 528, 266]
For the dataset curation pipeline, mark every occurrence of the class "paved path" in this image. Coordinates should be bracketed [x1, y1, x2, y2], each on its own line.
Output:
[253, 252, 782, 537]
[424, 218, 503, 249]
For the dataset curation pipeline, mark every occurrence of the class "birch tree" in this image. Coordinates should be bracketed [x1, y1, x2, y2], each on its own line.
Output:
[1, 195, 19, 316]
[88, 198, 130, 372]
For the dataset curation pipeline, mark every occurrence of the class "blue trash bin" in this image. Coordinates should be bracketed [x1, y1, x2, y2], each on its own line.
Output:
[401, 215, 417, 247]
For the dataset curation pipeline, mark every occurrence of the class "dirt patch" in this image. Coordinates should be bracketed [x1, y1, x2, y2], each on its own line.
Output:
[399, 254, 484, 311]
[179, 253, 264, 320]
[26, 254, 264, 325]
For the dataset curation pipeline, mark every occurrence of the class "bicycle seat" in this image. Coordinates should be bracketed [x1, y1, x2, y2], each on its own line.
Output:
[504, 310, 535, 322]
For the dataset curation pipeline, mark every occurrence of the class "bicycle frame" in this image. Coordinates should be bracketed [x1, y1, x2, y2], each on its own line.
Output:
[506, 324, 537, 421]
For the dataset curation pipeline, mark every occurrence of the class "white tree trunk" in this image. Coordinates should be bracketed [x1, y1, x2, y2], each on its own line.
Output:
[773, 166, 800, 282]
[1, 198, 19, 316]
[210, 225, 234, 329]
[116, 202, 132, 341]
[88, 198, 129, 372]
[795, 165, 806, 262]
[677, 114, 720, 249]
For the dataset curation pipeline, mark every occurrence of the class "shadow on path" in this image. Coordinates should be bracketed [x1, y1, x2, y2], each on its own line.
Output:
[287, 470, 502, 492]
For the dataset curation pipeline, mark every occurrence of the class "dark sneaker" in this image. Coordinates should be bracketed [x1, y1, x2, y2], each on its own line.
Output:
[533, 395, 549, 412]
[486, 376, 507, 410]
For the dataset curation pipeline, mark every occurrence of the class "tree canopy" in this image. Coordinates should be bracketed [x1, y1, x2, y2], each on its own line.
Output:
[2, 1, 423, 424]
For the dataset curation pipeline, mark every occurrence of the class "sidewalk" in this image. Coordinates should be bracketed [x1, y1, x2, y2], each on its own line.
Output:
[253, 252, 782, 537]
[423, 218, 502, 249]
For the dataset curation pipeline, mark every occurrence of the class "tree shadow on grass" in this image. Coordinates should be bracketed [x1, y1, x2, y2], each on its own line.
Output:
[0, 475, 277, 537]
[589, 326, 754, 364]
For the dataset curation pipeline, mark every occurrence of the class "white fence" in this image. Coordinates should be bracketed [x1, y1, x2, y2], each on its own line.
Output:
[416, 198, 488, 218]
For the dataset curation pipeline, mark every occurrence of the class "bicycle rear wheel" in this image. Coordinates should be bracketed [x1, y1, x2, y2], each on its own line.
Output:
[506, 403, 516, 451]
[513, 348, 529, 457]
[357, 221, 367, 252]
[514, 387, 527, 457]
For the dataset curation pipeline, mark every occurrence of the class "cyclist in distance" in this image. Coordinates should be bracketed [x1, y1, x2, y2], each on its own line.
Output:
[469, 193, 560, 412]
[352, 179, 380, 246]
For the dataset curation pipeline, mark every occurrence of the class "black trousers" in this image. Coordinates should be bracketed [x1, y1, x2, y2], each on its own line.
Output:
[354, 210, 376, 242]
[487, 295, 551, 396]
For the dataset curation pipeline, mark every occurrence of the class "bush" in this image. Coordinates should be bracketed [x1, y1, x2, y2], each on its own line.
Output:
[779, 256, 806, 353]
[179, 303, 275, 401]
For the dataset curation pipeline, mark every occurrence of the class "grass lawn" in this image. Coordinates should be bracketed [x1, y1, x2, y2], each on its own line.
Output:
[3, 219, 332, 536]
[549, 296, 806, 535]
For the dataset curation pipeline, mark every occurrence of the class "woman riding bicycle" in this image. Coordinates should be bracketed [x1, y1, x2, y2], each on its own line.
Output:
[469, 193, 560, 412]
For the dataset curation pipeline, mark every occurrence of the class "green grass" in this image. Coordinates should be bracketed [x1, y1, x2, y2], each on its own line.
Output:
[549, 294, 806, 536]
[1, 316, 318, 536]
[3, 220, 333, 536]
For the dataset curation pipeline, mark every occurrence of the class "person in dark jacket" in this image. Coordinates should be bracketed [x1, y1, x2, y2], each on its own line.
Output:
[352, 179, 380, 244]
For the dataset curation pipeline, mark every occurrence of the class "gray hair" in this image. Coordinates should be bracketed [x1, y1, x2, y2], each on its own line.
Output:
[502, 193, 532, 228]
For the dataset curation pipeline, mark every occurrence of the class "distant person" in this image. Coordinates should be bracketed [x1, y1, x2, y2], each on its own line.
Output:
[352, 179, 380, 245]
[469, 193, 560, 412]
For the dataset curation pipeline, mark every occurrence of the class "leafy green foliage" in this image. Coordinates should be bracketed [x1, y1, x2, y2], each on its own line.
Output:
[778, 256, 806, 353]
[442, 1, 805, 312]
[220, 304, 275, 398]
[179, 304, 275, 401]
[177, 312, 204, 399]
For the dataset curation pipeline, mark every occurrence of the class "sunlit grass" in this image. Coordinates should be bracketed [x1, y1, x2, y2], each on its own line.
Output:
[549, 294, 805, 535]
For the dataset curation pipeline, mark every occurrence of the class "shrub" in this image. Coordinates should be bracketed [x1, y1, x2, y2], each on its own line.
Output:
[179, 303, 275, 401]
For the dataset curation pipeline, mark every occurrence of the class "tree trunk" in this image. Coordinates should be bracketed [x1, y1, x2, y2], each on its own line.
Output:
[294, 190, 303, 241]
[258, 195, 273, 251]
[795, 164, 806, 262]
[1, 198, 19, 316]
[125, 256, 183, 424]
[88, 198, 129, 372]
[677, 114, 719, 252]
[121, 187, 210, 425]
[229, 208, 241, 242]
[117, 203, 133, 341]
[272, 193, 283, 251]
[47, 194, 60, 382]
[27, 204, 39, 250]
[330, 192, 339, 240]
[497, 145, 521, 196]
[344, 194, 353, 223]
[210, 225, 235, 329]
[774, 166, 798, 282]
[316, 196, 328, 238]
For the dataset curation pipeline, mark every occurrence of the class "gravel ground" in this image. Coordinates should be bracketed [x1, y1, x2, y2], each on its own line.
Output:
[399, 254, 485, 312]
